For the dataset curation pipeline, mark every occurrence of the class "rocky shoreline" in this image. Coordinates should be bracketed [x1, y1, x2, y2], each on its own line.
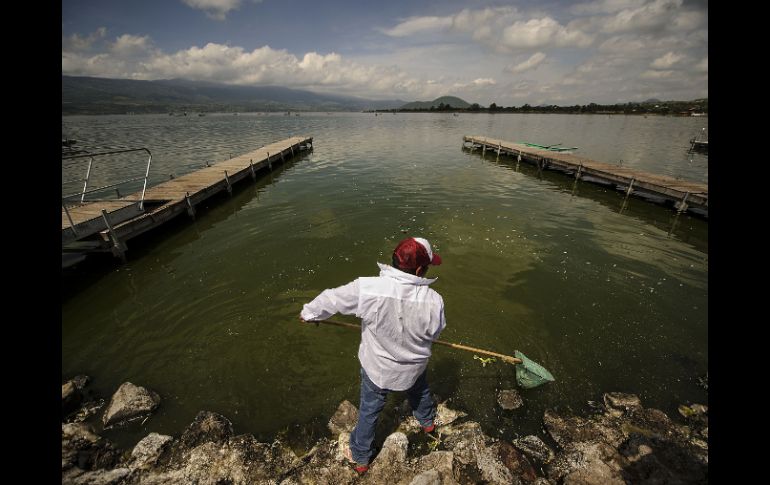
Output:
[62, 376, 708, 484]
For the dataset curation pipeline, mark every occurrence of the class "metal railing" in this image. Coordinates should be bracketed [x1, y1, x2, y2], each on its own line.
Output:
[62, 147, 153, 210]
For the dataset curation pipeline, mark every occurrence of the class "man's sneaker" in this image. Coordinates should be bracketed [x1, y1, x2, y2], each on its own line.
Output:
[344, 445, 369, 475]
[422, 423, 436, 433]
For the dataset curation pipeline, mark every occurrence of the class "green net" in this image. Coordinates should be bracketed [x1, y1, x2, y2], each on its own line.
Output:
[515, 350, 556, 389]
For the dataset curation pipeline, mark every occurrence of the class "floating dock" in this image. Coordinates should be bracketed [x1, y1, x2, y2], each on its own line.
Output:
[463, 135, 707, 217]
[62, 136, 313, 267]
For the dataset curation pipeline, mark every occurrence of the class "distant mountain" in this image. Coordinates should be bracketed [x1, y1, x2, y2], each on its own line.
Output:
[642, 98, 662, 104]
[401, 96, 471, 109]
[62, 76, 406, 114]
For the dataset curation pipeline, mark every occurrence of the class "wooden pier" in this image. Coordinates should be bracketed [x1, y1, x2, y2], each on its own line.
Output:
[62, 136, 313, 266]
[463, 135, 707, 217]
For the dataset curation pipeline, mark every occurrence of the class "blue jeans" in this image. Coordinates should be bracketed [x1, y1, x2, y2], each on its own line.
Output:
[349, 367, 435, 464]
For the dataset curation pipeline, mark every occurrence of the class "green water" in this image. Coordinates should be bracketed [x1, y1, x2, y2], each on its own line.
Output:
[62, 112, 707, 451]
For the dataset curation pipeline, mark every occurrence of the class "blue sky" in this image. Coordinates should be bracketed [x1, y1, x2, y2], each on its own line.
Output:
[62, 0, 708, 106]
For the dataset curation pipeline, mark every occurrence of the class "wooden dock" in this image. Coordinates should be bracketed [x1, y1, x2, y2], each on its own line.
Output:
[62, 136, 313, 266]
[463, 135, 707, 217]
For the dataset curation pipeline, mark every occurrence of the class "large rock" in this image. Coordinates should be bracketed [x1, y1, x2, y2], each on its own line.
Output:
[62, 381, 83, 418]
[366, 432, 412, 484]
[417, 451, 459, 485]
[61, 423, 122, 472]
[409, 469, 441, 485]
[512, 435, 556, 465]
[135, 435, 300, 484]
[129, 432, 174, 469]
[178, 410, 234, 450]
[61, 467, 131, 485]
[399, 402, 468, 433]
[294, 436, 357, 483]
[441, 421, 517, 485]
[543, 409, 610, 449]
[497, 440, 537, 482]
[101, 382, 160, 428]
[62, 375, 91, 419]
[328, 400, 359, 436]
[546, 441, 628, 485]
[603, 392, 642, 417]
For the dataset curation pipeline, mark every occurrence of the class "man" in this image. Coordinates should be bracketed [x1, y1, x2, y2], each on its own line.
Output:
[299, 237, 446, 474]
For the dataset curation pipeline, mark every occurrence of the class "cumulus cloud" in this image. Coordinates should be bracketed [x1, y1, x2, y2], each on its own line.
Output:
[640, 69, 675, 79]
[600, 0, 686, 34]
[502, 17, 594, 49]
[570, 0, 648, 15]
[62, 0, 707, 106]
[505, 52, 547, 74]
[453, 78, 497, 89]
[111, 34, 156, 58]
[381, 8, 594, 52]
[650, 51, 683, 69]
[63, 27, 107, 52]
[62, 35, 441, 99]
[380, 16, 453, 37]
[181, 0, 248, 21]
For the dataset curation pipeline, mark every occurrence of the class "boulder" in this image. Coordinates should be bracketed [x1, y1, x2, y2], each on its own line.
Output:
[129, 432, 173, 469]
[327, 400, 359, 436]
[512, 435, 556, 464]
[62, 381, 83, 418]
[417, 451, 458, 485]
[102, 382, 160, 428]
[61, 423, 122, 472]
[602, 392, 642, 417]
[547, 441, 628, 485]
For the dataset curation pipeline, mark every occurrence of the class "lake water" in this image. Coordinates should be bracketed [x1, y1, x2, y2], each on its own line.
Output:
[62, 112, 708, 451]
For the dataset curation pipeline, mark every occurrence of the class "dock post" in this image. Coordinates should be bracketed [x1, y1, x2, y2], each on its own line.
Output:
[224, 170, 233, 195]
[63, 204, 79, 238]
[291, 146, 294, 157]
[676, 191, 690, 214]
[249, 159, 257, 181]
[575, 163, 583, 180]
[516, 150, 521, 171]
[185, 192, 196, 219]
[496, 143, 501, 162]
[267, 152, 272, 170]
[280, 150, 285, 162]
[101, 209, 127, 263]
[625, 178, 636, 197]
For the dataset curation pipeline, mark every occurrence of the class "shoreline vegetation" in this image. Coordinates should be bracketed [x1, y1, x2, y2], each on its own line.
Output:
[63, 101, 708, 117]
[368, 98, 708, 116]
[62, 375, 708, 484]
[374, 99, 708, 116]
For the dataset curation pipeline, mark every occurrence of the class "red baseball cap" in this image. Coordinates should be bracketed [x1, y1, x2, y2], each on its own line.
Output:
[393, 237, 442, 270]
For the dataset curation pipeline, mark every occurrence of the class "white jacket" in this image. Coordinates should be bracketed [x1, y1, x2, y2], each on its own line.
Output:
[301, 263, 446, 390]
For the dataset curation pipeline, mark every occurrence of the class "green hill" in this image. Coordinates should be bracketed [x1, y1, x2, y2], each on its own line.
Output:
[401, 96, 471, 110]
[61, 76, 406, 114]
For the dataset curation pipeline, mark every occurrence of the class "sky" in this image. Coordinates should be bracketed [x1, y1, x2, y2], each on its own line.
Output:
[62, 0, 708, 106]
